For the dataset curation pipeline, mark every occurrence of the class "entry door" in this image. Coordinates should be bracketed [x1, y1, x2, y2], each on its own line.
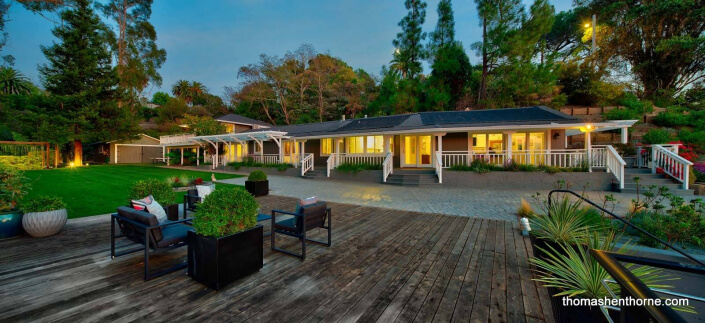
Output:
[402, 135, 433, 167]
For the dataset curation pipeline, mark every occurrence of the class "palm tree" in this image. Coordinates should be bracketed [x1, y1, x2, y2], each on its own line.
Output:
[189, 81, 207, 103]
[390, 49, 411, 79]
[0, 67, 32, 95]
[171, 79, 191, 103]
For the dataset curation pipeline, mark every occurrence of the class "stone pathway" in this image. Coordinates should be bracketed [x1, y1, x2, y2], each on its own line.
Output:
[217, 174, 680, 221]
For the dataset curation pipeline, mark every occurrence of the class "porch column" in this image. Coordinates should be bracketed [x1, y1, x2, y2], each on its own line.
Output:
[180, 147, 184, 166]
[215, 144, 219, 169]
[115, 144, 119, 164]
[293, 139, 298, 167]
[467, 133, 473, 166]
[504, 131, 515, 163]
[162, 146, 165, 165]
[585, 131, 592, 172]
[621, 127, 628, 144]
[383, 135, 392, 154]
[546, 131, 552, 166]
[196, 147, 200, 166]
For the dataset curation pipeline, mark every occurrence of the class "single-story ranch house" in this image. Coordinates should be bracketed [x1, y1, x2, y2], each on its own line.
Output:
[155, 106, 692, 192]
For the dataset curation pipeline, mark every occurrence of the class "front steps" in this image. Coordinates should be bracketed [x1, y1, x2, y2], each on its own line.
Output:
[301, 169, 328, 180]
[384, 169, 439, 186]
[619, 168, 694, 196]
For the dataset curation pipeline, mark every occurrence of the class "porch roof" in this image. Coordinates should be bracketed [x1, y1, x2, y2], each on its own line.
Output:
[191, 130, 289, 144]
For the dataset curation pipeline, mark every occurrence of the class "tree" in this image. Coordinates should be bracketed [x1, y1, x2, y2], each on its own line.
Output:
[392, 0, 427, 80]
[97, 0, 166, 109]
[0, 67, 32, 95]
[182, 114, 226, 136]
[427, 0, 455, 60]
[171, 80, 206, 105]
[576, 0, 705, 98]
[151, 91, 169, 106]
[156, 97, 188, 124]
[309, 54, 342, 121]
[38, 0, 136, 166]
[427, 42, 471, 110]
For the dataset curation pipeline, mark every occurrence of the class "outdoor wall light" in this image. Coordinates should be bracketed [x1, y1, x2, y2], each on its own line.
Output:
[553, 132, 560, 140]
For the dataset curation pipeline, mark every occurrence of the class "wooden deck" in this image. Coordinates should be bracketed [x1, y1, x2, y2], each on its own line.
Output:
[0, 196, 554, 322]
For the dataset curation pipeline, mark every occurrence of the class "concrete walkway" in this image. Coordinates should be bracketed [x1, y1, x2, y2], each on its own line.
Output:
[218, 174, 665, 221]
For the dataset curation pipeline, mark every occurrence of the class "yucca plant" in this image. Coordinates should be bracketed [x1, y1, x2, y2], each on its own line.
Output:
[531, 231, 675, 300]
[529, 196, 594, 245]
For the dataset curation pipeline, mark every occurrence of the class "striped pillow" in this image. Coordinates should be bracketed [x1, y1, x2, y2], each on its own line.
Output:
[131, 195, 154, 211]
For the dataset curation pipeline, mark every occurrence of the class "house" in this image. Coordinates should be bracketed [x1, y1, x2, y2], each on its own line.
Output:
[160, 106, 660, 189]
[159, 113, 272, 165]
[90, 134, 162, 164]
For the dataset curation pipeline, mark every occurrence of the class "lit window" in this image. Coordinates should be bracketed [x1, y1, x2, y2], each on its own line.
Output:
[488, 134, 503, 151]
[321, 138, 332, 155]
[472, 134, 486, 153]
[347, 137, 364, 154]
[366, 136, 384, 153]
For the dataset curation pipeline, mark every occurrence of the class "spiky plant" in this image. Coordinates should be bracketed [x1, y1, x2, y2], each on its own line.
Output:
[531, 231, 675, 299]
[529, 196, 593, 245]
[0, 67, 32, 95]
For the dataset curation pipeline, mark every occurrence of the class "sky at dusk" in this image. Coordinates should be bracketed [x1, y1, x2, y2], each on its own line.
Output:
[6, 0, 574, 98]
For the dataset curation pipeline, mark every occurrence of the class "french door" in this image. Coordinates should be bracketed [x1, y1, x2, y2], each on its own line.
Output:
[401, 135, 433, 167]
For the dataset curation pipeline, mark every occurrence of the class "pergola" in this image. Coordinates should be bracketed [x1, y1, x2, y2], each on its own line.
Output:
[188, 130, 290, 168]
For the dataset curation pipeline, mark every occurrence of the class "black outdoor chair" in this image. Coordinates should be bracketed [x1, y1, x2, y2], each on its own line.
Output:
[111, 206, 192, 281]
[183, 188, 201, 218]
[271, 201, 331, 260]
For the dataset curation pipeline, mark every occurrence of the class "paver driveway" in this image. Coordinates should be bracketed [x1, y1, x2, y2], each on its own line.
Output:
[218, 174, 662, 221]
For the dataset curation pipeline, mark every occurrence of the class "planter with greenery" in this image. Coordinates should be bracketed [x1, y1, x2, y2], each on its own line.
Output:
[187, 188, 262, 290]
[21, 196, 68, 238]
[0, 168, 30, 239]
[127, 178, 179, 221]
[245, 170, 268, 197]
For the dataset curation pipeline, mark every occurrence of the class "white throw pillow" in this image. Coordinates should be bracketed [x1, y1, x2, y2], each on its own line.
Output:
[145, 199, 168, 224]
[196, 185, 213, 200]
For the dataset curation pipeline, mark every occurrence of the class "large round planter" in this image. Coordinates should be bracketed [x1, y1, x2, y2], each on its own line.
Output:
[0, 210, 24, 239]
[22, 209, 68, 238]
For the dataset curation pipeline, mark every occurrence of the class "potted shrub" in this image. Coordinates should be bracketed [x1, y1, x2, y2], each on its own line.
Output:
[531, 232, 672, 323]
[0, 168, 30, 239]
[128, 178, 179, 221]
[245, 170, 268, 197]
[188, 188, 262, 290]
[21, 195, 68, 238]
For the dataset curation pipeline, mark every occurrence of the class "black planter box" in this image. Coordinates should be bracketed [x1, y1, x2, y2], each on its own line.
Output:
[548, 286, 616, 322]
[245, 180, 269, 197]
[187, 225, 263, 290]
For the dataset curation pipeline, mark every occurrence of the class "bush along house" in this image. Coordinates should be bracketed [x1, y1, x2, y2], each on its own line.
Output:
[157, 106, 694, 194]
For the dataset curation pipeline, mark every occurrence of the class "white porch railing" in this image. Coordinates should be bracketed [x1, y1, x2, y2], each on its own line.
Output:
[283, 153, 300, 167]
[300, 153, 314, 176]
[653, 145, 693, 189]
[382, 152, 393, 183]
[251, 154, 280, 165]
[440, 150, 590, 169]
[590, 146, 608, 168]
[434, 151, 443, 184]
[326, 154, 336, 178]
[160, 133, 195, 145]
[605, 145, 626, 190]
[336, 153, 386, 166]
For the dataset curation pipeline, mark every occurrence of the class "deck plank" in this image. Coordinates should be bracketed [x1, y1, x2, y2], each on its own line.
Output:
[0, 195, 552, 323]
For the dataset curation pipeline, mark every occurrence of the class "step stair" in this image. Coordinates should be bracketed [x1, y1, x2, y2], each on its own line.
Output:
[619, 167, 694, 196]
[384, 169, 439, 186]
[301, 169, 328, 180]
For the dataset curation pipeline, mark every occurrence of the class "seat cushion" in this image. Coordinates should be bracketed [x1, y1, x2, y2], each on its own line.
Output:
[157, 224, 192, 248]
[116, 206, 163, 242]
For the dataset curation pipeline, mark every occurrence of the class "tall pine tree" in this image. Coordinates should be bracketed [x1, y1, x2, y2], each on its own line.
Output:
[39, 0, 136, 166]
[427, 0, 454, 60]
[392, 0, 427, 80]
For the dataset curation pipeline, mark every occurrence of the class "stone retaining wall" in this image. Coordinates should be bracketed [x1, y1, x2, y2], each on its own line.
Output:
[442, 171, 614, 190]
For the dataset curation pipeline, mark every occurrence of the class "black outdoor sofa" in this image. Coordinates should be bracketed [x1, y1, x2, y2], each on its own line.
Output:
[111, 206, 192, 281]
[270, 201, 332, 260]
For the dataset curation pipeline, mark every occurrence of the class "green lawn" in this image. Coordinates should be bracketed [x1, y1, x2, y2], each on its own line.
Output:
[23, 164, 243, 218]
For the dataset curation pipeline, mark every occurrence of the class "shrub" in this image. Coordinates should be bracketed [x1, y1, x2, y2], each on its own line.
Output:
[652, 110, 689, 127]
[449, 164, 472, 171]
[536, 165, 561, 174]
[470, 158, 498, 173]
[227, 157, 293, 171]
[529, 195, 594, 245]
[0, 167, 29, 212]
[631, 198, 705, 248]
[193, 177, 204, 185]
[335, 162, 382, 173]
[642, 128, 672, 144]
[517, 198, 532, 217]
[247, 170, 267, 182]
[178, 174, 192, 187]
[128, 178, 177, 206]
[22, 195, 66, 213]
[192, 188, 259, 237]
[678, 129, 705, 151]
[602, 107, 641, 121]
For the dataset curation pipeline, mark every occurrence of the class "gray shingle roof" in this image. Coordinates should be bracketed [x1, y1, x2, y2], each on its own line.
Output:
[215, 114, 272, 127]
[240, 106, 578, 138]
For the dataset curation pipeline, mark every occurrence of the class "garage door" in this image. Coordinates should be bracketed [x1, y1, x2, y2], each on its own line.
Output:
[117, 146, 163, 164]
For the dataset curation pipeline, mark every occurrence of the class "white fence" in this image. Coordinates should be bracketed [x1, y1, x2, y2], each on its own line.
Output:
[382, 153, 393, 183]
[335, 153, 386, 166]
[251, 154, 280, 165]
[300, 153, 314, 176]
[160, 133, 195, 145]
[605, 146, 626, 190]
[440, 150, 590, 169]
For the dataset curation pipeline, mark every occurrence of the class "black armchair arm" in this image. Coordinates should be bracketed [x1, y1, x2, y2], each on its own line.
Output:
[111, 213, 192, 230]
[271, 209, 304, 217]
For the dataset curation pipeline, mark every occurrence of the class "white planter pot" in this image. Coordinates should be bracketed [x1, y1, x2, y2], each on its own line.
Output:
[22, 209, 68, 238]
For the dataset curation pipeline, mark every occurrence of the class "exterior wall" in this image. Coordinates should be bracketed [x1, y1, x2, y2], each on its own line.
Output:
[113, 145, 162, 163]
[550, 129, 566, 150]
[222, 123, 254, 133]
[442, 171, 613, 190]
[302, 139, 326, 166]
[442, 132, 469, 151]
